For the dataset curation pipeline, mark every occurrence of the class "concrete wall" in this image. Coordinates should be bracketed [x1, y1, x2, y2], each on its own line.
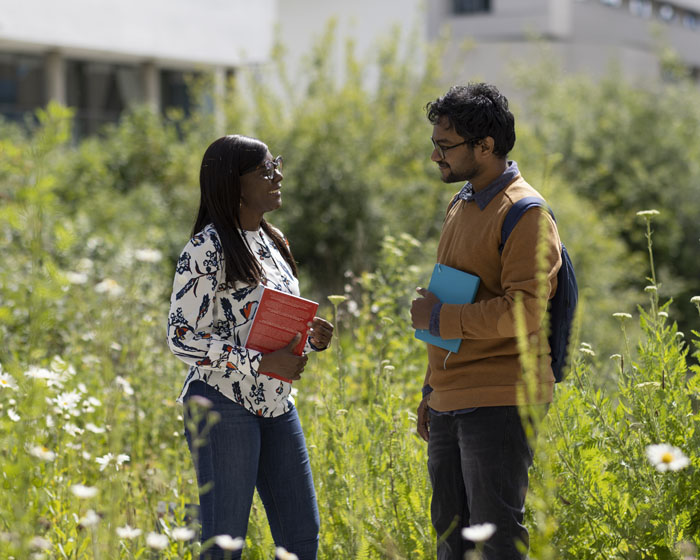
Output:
[0, 0, 274, 68]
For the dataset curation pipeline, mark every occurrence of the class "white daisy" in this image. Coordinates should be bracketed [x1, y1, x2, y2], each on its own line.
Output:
[646, 444, 690, 472]
[171, 527, 195, 541]
[95, 278, 125, 298]
[134, 248, 163, 263]
[29, 536, 52, 550]
[116, 525, 142, 539]
[79, 509, 100, 528]
[276, 546, 299, 560]
[65, 271, 88, 285]
[146, 532, 168, 550]
[0, 372, 18, 390]
[7, 409, 20, 422]
[115, 376, 134, 396]
[71, 484, 98, 499]
[53, 391, 81, 412]
[214, 534, 244, 551]
[96, 453, 114, 471]
[85, 423, 106, 434]
[461, 522, 497, 542]
[29, 445, 56, 461]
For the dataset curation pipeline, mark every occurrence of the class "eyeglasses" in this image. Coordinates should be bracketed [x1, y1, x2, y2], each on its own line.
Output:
[431, 137, 477, 160]
[244, 155, 283, 180]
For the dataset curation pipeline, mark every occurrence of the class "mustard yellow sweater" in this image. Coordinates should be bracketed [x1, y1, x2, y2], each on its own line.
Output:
[426, 174, 562, 411]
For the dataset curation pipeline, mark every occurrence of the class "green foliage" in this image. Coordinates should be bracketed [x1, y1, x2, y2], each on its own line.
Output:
[515, 55, 700, 339]
[2, 22, 700, 560]
[528, 213, 700, 559]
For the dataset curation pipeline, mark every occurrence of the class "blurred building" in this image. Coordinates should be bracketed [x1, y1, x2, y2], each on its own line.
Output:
[0, 0, 274, 135]
[2, 0, 699, 135]
[426, 0, 700, 88]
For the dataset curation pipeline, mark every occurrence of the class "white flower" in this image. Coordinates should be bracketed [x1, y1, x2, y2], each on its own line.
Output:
[95, 278, 124, 298]
[30, 536, 52, 550]
[658, 311, 668, 318]
[85, 423, 106, 434]
[24, 366, 59, 381]
[645, 285, 658, 293]
[64, 423, 84, 437]
[53, 391, 81, 412]
[116, 525, 142, 539]
[65, 271, 88, 285]
[79, 509, 100, 528]
[275, 546, 299, 560]
[146, 532, 169, 550]
[0, 372, 18, 390]
[171, 527, 195, 541]
[461, 522, 497, 542]
[115, 376, 134, 396]
[96, 453, 114, 471]
[71, 484, 98, 498]
[214, 535, 244, 551]
[613, 312, 632, 320]
[116, 454, 130, 467]
[77, 258, 94, 272]
[691, 296, 700, 305]
[29, 445, 56, 461]
[636, 209, 660, 217]
[579, 347, 596, 357]
[134, 248, 163, 263]
[646, 444, 690, 472]
[8, 409, 20, 422]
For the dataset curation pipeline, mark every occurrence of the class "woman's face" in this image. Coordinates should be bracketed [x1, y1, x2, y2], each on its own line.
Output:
[239, 150, 283, 225]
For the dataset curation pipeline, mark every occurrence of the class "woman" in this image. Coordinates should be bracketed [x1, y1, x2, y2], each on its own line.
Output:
[167, 135, 333, 559]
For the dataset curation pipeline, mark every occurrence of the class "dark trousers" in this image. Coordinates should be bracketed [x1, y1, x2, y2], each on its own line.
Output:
[427, 406, 535, 560]
[184, 381, 319, 560]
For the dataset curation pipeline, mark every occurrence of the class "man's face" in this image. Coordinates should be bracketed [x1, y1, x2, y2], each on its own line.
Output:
[430, 115, 480, 184]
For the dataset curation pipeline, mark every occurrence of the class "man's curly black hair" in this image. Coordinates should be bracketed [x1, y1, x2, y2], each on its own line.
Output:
[426, 83, 516, 158]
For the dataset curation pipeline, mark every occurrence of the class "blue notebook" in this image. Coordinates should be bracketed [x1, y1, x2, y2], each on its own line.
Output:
[414, 263, 480, 352]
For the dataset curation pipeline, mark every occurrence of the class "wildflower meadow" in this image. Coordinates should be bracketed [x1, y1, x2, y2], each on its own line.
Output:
[2, 29, 700, 560]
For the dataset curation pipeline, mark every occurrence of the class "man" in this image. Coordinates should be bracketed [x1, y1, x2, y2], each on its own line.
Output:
[410, 83, 561, 559]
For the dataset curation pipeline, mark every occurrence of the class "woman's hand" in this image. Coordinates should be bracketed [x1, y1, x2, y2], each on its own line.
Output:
[308, 317, 334, 350]
[259, 333, 309, 381]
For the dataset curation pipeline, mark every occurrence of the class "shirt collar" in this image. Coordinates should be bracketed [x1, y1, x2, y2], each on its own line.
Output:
[463, 160, 519, 210]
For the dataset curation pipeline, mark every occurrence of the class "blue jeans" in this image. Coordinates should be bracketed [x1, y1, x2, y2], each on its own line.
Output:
[184, 381, 319, 560]
[427, 406, 535, 560]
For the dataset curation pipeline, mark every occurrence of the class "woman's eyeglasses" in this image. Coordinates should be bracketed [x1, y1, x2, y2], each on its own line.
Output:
[244, 156, 283, 180]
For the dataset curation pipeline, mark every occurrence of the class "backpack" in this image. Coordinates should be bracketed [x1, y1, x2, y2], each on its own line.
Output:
[499, 197, 578, 382]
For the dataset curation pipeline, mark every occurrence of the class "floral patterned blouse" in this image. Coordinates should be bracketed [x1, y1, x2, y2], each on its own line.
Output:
[167, 223, 313, 417]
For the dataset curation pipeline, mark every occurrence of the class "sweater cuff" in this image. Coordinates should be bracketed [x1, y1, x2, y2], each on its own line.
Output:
[422, 384, 433, 399]
[439, 303, 465, 340]
[429, 303, 442, 337]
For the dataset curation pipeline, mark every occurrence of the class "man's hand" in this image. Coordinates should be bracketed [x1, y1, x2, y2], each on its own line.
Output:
[308, 316, 334, 350]
[259, 333, 308, 381]
[417, 395, 430, 442]
[410, 287, 440, 330]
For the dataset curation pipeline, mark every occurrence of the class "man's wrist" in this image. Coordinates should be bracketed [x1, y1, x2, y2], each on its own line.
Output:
[422, 384, 433, 399]
[429, 303, 442, 337]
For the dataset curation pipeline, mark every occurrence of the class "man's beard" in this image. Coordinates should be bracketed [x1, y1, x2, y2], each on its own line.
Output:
[439, 163, 479, 184]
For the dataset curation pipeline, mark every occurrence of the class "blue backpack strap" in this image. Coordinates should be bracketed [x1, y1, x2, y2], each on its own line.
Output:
[499, 196, 554, 254]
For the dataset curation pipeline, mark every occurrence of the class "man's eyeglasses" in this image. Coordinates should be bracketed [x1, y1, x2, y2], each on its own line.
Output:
[244, 155, 283, 180]
[431, 137, 478, 160]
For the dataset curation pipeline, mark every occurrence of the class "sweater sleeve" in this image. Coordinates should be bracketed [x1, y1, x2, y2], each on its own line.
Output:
[166, 232, 263, 374]
[439, 208, 561, 340]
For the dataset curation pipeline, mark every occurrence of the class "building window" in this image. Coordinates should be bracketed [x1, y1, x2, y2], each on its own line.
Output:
[0, 53, 44, 122]
[453, 0, 491, 16]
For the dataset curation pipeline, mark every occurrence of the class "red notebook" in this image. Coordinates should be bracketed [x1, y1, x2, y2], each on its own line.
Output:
[244, 286, 318, 383]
